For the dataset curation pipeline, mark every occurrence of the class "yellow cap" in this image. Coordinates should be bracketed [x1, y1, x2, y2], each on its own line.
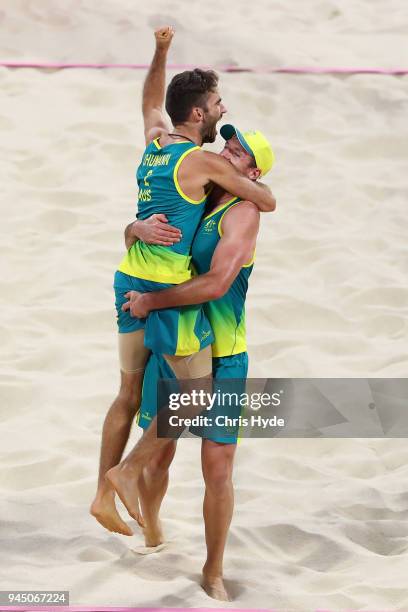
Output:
[220, 124, 275, 176]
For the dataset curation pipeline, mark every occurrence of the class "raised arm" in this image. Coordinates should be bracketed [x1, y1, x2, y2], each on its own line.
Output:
[142, 26, 174, 144]
[123, 202, 259, 317]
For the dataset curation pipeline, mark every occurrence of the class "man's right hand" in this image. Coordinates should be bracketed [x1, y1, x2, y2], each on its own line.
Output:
[154, 26, 175, 51]
[122, 291, 151, 319]
[129, 214, 182, 246]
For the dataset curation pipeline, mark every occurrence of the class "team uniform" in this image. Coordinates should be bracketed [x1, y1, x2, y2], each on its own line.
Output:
[139, 197, 254, 444]
[114, 138, 214, 365]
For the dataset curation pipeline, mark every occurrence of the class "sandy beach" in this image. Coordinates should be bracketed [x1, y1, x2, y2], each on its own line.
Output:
[1, 1, 408, 610]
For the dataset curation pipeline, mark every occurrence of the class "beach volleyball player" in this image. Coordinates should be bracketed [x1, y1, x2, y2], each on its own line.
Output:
[111, 125, 275, 601]
[90, 26, 276, 536]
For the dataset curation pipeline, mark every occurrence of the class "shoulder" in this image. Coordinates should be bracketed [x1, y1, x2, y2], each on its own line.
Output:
[144, 126, 167, 146]
[187, 149, 227, 168]
[177, 149, 221, 176]
[221, 200, 260, 237]
[225, 200, 260, 223]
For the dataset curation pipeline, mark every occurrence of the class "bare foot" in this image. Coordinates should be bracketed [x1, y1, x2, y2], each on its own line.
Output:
[105, 463, 144, 527]
[143, 519, 164, 548]
[90, 487, 133, 536]
[201, 572, 231, 602]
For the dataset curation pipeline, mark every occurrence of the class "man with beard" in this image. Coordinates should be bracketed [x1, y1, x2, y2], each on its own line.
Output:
[90, 26, 276, 537]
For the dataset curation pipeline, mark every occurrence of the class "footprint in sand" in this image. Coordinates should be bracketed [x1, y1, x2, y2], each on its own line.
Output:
[132, 543, 167, 555]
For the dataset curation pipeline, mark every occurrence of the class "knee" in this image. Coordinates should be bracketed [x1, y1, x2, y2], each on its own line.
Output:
[204, 465, 233, 498]
[105, 386, 140, 424]
[118, 382, 141, 409]
[145, 458, 168, 482]
[146, 443, 175, 478]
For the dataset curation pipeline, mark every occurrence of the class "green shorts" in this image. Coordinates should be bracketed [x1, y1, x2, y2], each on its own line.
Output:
[138, 351, 248, 444]
[114, 270, 214, 356]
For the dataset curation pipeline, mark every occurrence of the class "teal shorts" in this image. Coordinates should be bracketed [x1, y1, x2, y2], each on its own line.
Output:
[138, 351, 248, 444]
[114, 270, 214, 356]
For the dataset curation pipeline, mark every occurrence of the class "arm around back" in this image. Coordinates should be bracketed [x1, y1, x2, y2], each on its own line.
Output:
[124, 215, 182, 249]
[129, 201, 260, 315]
[201, 152, 276, 212]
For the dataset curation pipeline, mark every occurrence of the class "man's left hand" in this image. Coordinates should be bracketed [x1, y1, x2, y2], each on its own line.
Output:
[122, 291, 150, 318]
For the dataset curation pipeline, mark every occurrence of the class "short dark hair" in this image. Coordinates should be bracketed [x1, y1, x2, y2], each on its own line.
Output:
[165, 68, 219, 124]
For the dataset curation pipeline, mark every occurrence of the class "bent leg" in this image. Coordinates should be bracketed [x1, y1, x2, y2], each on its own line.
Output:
[107, 346, 212, 522]
[201, 438, 236, 601]
[90, 330, 149, 535]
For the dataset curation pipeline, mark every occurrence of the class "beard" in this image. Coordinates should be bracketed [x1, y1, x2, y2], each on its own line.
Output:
[201, 117, 219, 143]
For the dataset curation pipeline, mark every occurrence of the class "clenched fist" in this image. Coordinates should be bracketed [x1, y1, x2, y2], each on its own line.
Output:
[154, 26, 175, 50]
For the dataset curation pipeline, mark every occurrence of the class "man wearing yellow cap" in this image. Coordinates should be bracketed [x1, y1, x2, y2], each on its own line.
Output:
[111, 125, 275, 601]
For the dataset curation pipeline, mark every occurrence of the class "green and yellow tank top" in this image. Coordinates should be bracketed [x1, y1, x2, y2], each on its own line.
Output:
[191, 197, 254, 357]
[118, 138, 207, 284]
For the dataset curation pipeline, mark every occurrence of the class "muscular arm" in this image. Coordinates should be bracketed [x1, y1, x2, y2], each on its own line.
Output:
[179, 150, 276, 213]
[203, 153, 276, 212]
[125, 203, 259, 316]
[142, 26, 173, 144]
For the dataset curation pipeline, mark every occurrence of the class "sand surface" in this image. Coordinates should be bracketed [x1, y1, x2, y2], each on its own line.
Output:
[1, 1, 408, 610]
